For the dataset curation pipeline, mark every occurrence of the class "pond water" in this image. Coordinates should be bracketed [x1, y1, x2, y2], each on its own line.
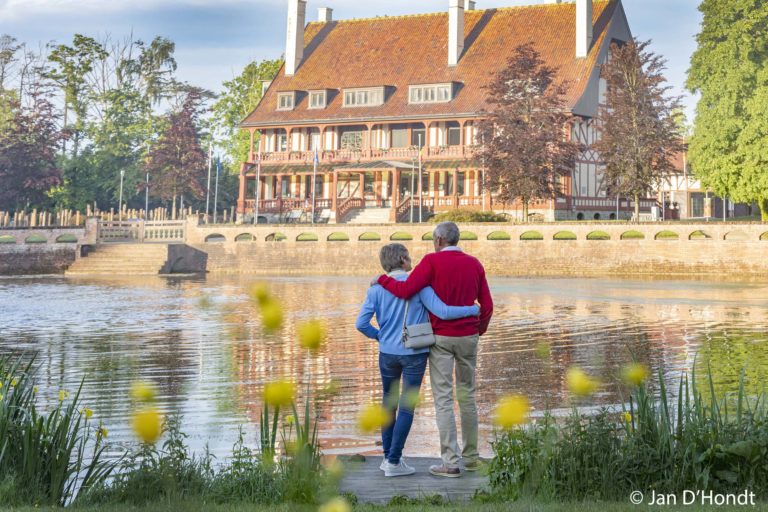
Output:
[2, 274, 768, 460]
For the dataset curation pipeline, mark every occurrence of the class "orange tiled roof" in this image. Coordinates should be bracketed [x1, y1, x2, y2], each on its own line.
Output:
[242, 0, 617, 128]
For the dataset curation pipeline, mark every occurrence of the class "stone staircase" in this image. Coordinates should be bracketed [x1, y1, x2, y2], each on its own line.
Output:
[343, 207, 392, 224]
[65, 244, 170, 276]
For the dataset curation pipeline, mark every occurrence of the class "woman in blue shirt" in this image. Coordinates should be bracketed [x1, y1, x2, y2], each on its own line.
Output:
[356, 243, 479, 477]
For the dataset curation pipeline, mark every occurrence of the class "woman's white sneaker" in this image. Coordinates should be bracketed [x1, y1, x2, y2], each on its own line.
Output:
[384, 459, 415, 477]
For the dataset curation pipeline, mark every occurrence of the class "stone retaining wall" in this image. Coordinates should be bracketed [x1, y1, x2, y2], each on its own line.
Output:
[0, 245, 77, 275]
[187, 222, 768, 277]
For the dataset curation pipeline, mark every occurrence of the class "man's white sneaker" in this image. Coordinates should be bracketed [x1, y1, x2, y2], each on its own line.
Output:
[380, 456, 407, 471]
[384, 459, 415, 477]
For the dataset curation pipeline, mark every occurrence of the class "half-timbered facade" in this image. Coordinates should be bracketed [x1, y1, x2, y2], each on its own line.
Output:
[237, 0, 654, 223]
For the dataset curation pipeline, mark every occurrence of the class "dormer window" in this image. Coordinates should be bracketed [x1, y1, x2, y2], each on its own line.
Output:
[309, 90, 327, 109]
[409, 83, 453, 104]
[277, 92, 295, 111]
[343, 87, 385, 108]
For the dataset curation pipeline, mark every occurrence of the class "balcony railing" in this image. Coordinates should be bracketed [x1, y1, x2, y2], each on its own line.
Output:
[254, 145, 477, 166]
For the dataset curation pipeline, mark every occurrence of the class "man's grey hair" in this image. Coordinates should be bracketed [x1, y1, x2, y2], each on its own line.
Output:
[433, 221, 460, 246]
[379, 243, 409, 272]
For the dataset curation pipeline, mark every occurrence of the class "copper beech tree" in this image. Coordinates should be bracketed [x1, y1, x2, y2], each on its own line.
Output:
[477, 43, 578, 220]
[596, 39, 682, 220]
[143, 88, 208, 215]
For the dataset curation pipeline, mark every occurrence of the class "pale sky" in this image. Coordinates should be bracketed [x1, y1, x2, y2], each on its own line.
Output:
[1, 0, 701, 120]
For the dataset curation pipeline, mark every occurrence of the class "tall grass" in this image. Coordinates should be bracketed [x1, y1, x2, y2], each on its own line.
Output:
[0, 356, 115, 506]
[489, 366, 768, 501]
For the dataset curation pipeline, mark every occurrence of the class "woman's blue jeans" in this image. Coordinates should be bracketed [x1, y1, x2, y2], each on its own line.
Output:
[379, 351, 428, 465]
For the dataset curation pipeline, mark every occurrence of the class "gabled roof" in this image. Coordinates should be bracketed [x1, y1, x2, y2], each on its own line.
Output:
[242, 0, 619, 128]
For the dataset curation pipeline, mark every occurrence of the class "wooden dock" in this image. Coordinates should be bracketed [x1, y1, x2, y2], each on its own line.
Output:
[338, 456, 489, 504]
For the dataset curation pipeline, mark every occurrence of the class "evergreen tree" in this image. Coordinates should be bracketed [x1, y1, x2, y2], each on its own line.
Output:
[476, 43, 578, 219]
[687, 0, 768, 220]
[596, 39, 682, 220]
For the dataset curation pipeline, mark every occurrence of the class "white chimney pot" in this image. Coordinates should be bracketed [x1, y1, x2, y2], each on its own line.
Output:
[576, 0, 593, 58]
[318, 7, 333, 22]
[464, 0, 476, 9]
[285, 0, 307, 76]
[448, 0, 465, 67]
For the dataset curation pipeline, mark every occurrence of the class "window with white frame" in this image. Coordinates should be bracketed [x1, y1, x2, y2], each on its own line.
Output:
[309, 90, 327, 109]
[408, 84, 453, 104]
[342, 87, 385, 107]
[277, 92, 295, 111]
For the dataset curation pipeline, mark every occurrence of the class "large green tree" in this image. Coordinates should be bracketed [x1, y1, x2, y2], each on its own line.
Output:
[209, 58, 282, 166]
[596, 39, 682, 220]
[687, 0, 768, 220]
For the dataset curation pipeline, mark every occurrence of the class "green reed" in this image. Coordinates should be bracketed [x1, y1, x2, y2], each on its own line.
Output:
[489, 365, 768, 501]
[0, 356, 115, 506]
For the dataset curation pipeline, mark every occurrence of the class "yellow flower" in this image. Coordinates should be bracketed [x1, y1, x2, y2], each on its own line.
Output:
[249, 283, 271, 306]
[357, 403, 391, 433]
[297, 319, 326, 351]
[0, 393, 4, 401]
[566, 367, 599, 397]
[285, 414, 295, 425]
[131, 408, 163, 444]
[493, 395, 530, 429]
[58, 390, 70, 402]
[318, 496, 352, 512]
[623, 411, 632, 423]
[10, 378, 17, 387]
[97, 426, 108, 439]
[82, 407, 94, 419]
[130, 381, 157, 403]
[0, 382, 3, 389]
[33, 386, 39, 394]
[263, 380, 295, 407]
[622, 363, 650, 386]
[261, 300, 284, 332]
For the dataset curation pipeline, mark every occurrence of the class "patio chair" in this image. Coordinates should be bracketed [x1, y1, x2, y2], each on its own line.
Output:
[285, 209, 303, 223]
[315, 209, 332, 223]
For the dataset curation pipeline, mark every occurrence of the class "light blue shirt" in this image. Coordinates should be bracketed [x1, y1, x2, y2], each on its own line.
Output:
[355, 270, 480, 355]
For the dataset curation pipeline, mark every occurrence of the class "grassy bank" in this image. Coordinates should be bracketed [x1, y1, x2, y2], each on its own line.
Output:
[2, 501, 767, 512]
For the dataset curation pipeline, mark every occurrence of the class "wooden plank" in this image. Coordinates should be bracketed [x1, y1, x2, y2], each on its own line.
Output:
[338, 456, 489, 504]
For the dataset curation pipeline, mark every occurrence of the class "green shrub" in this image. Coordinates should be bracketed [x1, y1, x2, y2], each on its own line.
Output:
[327, 232, 349, 242]
[422, 232, 433, 241]
[359, 232, 381, 241]
[620, 230, 645, 240]
[655, 230, 679, 240]
[460, 231, 478, 240]
[55, 234, 78, 243]
[487, 231, 511, 241]
[520, 231, 543, 241]
[24, 234, 47, 244]
[265, 233, 286, 242]
[235, 233, 254, 242]
[761, 232, 768, 241]
[489, 367, 768, 502]
[689, 230, 712, 240]
[430, 210, 508, 223]
[553, 231, 577, 241]
[586, 231, 610, 241]
[390, 232, 413, 241]
[296, 233, 319, 242]
[0, 235, 15, 244]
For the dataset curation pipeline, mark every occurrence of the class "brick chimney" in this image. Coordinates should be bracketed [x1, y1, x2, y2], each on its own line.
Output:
[285, 0, 307, 76]
[576, 0, 593, 58]
[448, 0, 465, 67]
[318, 7, 333, 22]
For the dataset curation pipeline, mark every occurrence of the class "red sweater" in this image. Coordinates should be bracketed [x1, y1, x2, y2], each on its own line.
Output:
[377, 249, 493, 336]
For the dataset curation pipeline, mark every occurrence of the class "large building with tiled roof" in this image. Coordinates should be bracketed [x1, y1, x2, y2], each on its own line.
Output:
[237, 0, 655, 223]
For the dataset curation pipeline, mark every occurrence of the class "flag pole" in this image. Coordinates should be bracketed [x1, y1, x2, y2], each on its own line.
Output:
[254, 139, 262, 225]
[312, 146, 318, 224]
[418, 134, 423, 222]
[205, 142, 212, 223]
[213, 156, 220, 224]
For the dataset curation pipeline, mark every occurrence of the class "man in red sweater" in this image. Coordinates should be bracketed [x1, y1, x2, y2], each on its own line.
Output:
[376, 221, 493, 477]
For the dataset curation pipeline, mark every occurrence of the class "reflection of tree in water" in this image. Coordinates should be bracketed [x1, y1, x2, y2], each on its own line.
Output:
[694, 328, 768, 399]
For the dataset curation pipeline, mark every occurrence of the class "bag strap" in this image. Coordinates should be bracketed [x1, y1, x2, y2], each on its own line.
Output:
[401, 298, 410, 340]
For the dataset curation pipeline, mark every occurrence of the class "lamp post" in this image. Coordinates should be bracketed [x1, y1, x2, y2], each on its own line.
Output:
[118, 169, 125, 221]
[145, 172, 149, 220]
[410, 158, 415, 223]
[418, 134, 422, 222]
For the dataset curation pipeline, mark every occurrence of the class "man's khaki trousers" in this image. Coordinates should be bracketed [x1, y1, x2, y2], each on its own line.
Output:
[428, 334, 479, 468]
